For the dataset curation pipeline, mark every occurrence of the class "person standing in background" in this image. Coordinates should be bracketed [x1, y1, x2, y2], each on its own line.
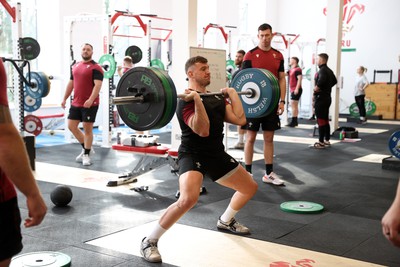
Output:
[286, 57, 303, 127]
[241, 23, 286, 186]
[231, 49, 247, 149]
[354, 66, 369, 124]
[61, 43, 104, 166]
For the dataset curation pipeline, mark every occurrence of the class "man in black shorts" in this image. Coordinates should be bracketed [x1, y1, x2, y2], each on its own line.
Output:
[140, 56, 258, 263]
[61, 43, 104, 166]
[242, 23, 286, 185]
[0, 59, 47, 267]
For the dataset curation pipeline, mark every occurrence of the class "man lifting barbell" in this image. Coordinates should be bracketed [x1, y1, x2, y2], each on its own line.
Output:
[139, 56, 258, 263]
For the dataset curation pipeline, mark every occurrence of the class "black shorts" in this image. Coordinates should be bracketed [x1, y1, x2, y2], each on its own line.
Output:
[68, 105, 99, 123]
[178, 151, 239, 182]
[242, 110, 281, 132]
[0, 198, 23, 261]
[290, 88, 303, 101]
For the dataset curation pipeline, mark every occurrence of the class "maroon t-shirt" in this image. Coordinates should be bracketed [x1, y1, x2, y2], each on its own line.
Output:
[0, 60, 17, 202]
[70, 60, 103, 107]
[288, 67, 302, 92]
[242, 46, 284, 78]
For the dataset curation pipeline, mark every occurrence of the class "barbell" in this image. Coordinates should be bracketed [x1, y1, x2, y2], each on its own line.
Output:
[113, 67, 280, 131]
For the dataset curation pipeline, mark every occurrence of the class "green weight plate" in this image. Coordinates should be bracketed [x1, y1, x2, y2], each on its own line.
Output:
[349, 101, 376, 117]
[125, 45, 143, 64]
[304, 68, 312, 81]
[260, 69, 280, 115]
[10, 251, 71, 267]
[280, 201, 324, 214]
[226, 59, 236, 76]
[99, 54, 116, 79]
[20, 37, 41, 60]
[151, 58, 165, 70]
[24, 91, 42, 112]
[115, 67, 166, 131]
[150, 67, 177, 129]
[156, 69, 177, 127]
[25, 71, 49, 99]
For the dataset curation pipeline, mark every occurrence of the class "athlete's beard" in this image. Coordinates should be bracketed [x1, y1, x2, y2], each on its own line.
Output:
[82, 55, 91, 61]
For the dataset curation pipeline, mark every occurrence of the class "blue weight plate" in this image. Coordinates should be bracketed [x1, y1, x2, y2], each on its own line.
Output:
[24, 91, 42, 112]
[388, 131, 400, 159]
[25, 71, 49, 99]
[231, 68, 274, 118]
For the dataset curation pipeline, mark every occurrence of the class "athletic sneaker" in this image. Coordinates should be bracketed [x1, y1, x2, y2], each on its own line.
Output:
[76, 148, 95, 162]
[140, 237, 162, 263]
[82, 154, 92, 166]
[232, 141, 245, 149]
[262, 172, 285, 185]
[217, 217, 250, 235]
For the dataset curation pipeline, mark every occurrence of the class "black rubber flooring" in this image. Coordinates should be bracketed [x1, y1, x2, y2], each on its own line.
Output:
[15, 118, 400, 266]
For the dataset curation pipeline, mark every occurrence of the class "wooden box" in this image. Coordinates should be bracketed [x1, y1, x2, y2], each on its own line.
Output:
[365, 83, 397, 119]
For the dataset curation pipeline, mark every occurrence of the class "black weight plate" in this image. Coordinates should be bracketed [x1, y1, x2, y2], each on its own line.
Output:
[231, 68, 274, 118]
[20, 37, 41, 60]
[156, 68, 177, 128]
[260, 69, 280, 115]
[125, 45, 143, 64]
[115, 67, 166, 131]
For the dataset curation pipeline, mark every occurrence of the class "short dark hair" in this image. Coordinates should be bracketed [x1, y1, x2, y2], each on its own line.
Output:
[185, 56, 208, 74]
[291, 57, 299, 64]
[258, 23, 272, 32]
[83, 43, 93, 50]
[237, 49, 245, 56]
[318, 53, 329, 62]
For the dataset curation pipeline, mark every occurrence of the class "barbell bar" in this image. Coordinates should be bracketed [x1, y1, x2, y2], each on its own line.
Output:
[111, 89, 255, 105]
[114, 67, 280, 131]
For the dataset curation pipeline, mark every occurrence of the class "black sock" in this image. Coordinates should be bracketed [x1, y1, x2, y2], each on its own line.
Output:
[266, 164, 273, 175]
[84, 148, 91, 155]
[318, 125, 325, 143]
[245, 165, 252, 173]
[81, 143, 85, 149]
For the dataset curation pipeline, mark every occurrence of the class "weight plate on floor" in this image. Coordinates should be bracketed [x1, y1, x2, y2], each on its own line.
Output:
[24, 91, 42, 112]
[125, 45, 143, 64]
[231, 68, 276, 118]
[280, 201, 324, 214]
[115, 67, 166, 131]
[25, 71, 49, 99]
[388, 131, 400, 159]
[20, 37, 41, 60]
[24, 115, 43, 136]
[99, 54, 116, 79]
[10, 251, 71, 267]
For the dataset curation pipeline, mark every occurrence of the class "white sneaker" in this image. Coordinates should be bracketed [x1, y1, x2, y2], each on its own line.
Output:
[76, 147, 95, 162]
[217, 217, 250, 235]
[82, 154, 92, 166]
[232, 141, 245, 149]
[262, 172, 284, 185]
[140, 237, 162, 263]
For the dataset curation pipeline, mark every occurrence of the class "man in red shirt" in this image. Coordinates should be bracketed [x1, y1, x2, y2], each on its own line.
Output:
[286, 57, 303, 127]
[0, 59, 47, 267]
[242, 23, 286, 186]
[61, 43, 104, 166]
